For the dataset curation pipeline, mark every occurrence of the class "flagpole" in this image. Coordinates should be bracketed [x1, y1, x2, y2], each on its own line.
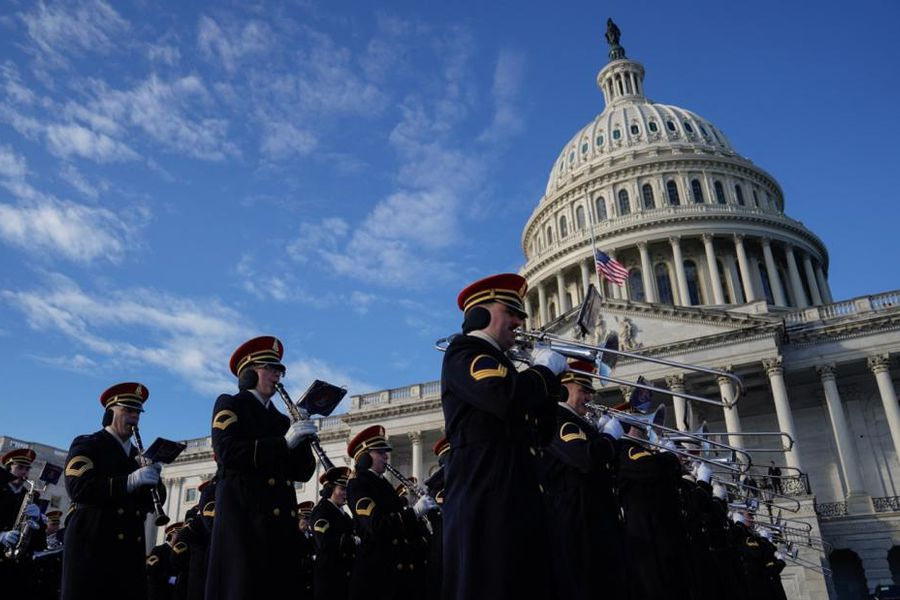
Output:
[585, 193, 604, 301]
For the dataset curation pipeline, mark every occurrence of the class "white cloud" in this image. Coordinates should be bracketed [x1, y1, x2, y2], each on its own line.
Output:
[0, 145, 27, 179]
[58, 163, 106, 198]
[260, 122, 317, 159]
[197, 15, 270, 73]
[20, 0, 129, 63]
[46, 123, 139, 162]
[478, 48, 525, 143]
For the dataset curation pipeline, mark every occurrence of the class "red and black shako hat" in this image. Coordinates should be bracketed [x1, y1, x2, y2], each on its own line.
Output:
[560, 359, 595, 391]
[347, 425, 392, 461]
[319, 466, 351, 487]
[229, 336, 285, 377]
[457, 273, 528, 318]
[432, 436, 450, 458]
[2, 448, 37, 468]
[100, 382, 149, 412]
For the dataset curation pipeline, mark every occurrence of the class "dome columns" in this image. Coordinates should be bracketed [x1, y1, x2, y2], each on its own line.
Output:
[668, 236, 690, 306]
[637, 242, 657, 303]
[761, 238, 788, 306]
[702, 234, 726, 305]
[733, 235, 760, 302]
[784, 244, 809, 308]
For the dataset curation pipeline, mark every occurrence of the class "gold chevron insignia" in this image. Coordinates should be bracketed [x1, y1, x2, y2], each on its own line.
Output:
[628, 447, 651, 461]
[173, 542, 187, 554]
[146, 555, 159, 566]
[469, 355, 508, 381]
[560, 422, 587, 443]
[212, 410, 238, 430]
[65, 455, 94, 477]
[314, 519, 330, 533]
[202, 501, 215, 517]
[355, 497, 375, 517]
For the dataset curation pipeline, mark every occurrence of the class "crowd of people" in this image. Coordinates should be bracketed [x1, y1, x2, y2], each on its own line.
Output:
[0, 272, 791, 599]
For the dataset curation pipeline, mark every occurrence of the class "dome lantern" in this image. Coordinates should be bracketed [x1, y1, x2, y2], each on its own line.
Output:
[597, 19, 646, 106]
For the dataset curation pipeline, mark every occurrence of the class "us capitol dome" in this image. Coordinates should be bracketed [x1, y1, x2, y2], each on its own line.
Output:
[520, 27, 830, 324]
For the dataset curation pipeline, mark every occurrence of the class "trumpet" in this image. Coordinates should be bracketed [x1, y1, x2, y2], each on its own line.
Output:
[274, 382, 334, 471]
[131, 425, 170, 526]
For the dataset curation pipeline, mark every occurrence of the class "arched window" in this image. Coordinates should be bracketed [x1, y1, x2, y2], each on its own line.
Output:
[683, 121, 694, 133]
[735, 184, 745, 206]
[595, 196, 607, 221]
[575, 205, 585, 230]
[666, 120, 676, 132]
[559, 215, 568, 238]
[716, 260, 733, 303]
[628, 269, 645, 301]
[655, 263, 674, 304]
[565, 292, 573, 309]
[630, 124, 639, 135]
[548, 301, 557, 321]
[752, 190, 759, 207]
[758, 263, 774, 304]
[684, 260, 701, 305]
[830, 550, 869, 600]
[618, 190, 630, 216]
[714, 181, 726, 204]
[666, 180, 680, 206]
[642, 184, 655, 209]
[546, 225, 553, 245]
[691, 179, 704, 203]
[648, 121, 658, 132]
[888, 547, 900, 586]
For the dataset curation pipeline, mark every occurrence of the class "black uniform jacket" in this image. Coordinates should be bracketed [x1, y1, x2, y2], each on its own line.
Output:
[311, 498, 355, 600]
[61, 429, 165, 600]
[177, 480, 216, 600]
[617, 439, 690, 600]
[205, 390, 316, 600]
[540, 404, 622, 600]
[347, 468, 417, 600]
[440, 333, 560, 600]
[146, 543, 174, 600]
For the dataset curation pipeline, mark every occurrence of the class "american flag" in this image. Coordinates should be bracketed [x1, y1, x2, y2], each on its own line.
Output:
[594, 249, 629, 285]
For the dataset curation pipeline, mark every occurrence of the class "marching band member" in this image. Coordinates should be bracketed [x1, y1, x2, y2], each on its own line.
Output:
[440, 273, 567, 600]
[616, 409, 691, 600]
[346, 424, 435, 600]
[539, 359, 625, 600]
[0, 448, 43, 594]
[146, 522, 181, 600]
[205, 336, 318, 599]
[176, 478, 215, 600]
[61, 382, 167, 600]
[423, 437, 448, 600]
[310, 466, 356, 600]
[297, 500, 316, 598]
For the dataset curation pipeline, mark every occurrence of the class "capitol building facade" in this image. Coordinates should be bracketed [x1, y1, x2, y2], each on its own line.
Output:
[158, 30, 900, 600]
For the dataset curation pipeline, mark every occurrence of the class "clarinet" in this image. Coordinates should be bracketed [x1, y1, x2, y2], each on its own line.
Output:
[274, 382, 334, 471]
[131, 425, 170, 526]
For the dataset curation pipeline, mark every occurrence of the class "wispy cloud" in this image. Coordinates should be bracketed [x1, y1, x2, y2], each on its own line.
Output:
[20, 0, 129, 66]
[45, 123, 139, 162]
[478, 48, 526, 144]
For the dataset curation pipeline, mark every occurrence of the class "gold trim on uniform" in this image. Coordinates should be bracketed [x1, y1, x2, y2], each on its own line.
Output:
[147, 555, 159, 566]
[212, 410, 238, 430]
[355, 497, 375, 517]
[627, 447, 651, 461]
[559, 422, 587, 443]
[202, 501, 215, 517]
[469, 354, 508, 381]
[173, 542, 188, 554]
[461, 289, 525, 313]
[314, 518, 330, 533]
[745, 538, 759, 548]
[65, 455, 94, 477]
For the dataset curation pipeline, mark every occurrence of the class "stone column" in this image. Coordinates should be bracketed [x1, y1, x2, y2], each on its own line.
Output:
[538, 283, 548, 326]
[802, 253, 823, 305]
[814, 263, 833, 304]
[761, 238, 787, 306]
[409, 431, 424, 482]
[817, 364, 873, 513]
[669, 236, 690, 306]
[784, 244, 809, 308]
[717, 369, 743, 450]
[665, 374, 689, 431]
[580, 259, 591, 298]
[556, 272, 568, 313]
[724, 255, 744, 304]
[702, 234, 726, 304]
[868, 354, 900, 465]
[762, 356, 802, 470]
[524, 295, 534, 325]
[733, 234, 759, 301]
[637, 242, 657, 302]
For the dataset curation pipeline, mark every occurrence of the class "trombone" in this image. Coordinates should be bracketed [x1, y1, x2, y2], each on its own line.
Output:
[515, 330, 744, 407]
[719, 478, 801, 512]
[691, 430, 796, 452]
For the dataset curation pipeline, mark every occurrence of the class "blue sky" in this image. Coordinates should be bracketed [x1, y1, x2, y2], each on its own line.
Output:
[1, 0, 898, 450]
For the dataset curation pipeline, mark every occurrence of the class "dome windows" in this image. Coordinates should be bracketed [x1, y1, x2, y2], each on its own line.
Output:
[596, 134, 605, 146]
[595, 196, 607, 221]
[630, 124, 640, 135]
[559, 215, 568, 238]
[618, 189, 631, 215]
[568, 150, 575, 164]
[575, 205, 586, 230]
[683, 121, 694, 134]
[546, 225, 554, 244]
[666, 180, 681, 206]
[642, 184, 655, 209]
[735, 184, 745, 206]
[581, 142, 589, 154]
[655, 263, 674, 304]
[700, 125, 709, 136]
[691, 179, 704, 203]
[714, 181, 726, 204]
[612, 129, 622, 140]
[648, 121, 658, 133]
[629, 269, 645, 301]
[666, 120, 676, 132]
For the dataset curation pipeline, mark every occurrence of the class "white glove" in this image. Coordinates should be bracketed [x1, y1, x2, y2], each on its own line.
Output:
[659, 439, 676, 453]
[353, 535, 361, 546]
[412, 495, 438, 518]
[168, 576, 177, 585]
[594, 413, 610, 429]
[297, 407, 310, 421]
[127, 462, 162, 492]
[0, 530, 20, 548]
[23, 503, 41, 520]
[695, 463, 713, 484]
[284, 420, 317, 449]
[602, 416, 623, 440]
[531, 346, 567, 376]
[712, 483, 728, 501]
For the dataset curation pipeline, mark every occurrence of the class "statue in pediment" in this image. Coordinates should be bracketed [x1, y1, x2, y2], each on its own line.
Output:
[619, 317, 641, 350]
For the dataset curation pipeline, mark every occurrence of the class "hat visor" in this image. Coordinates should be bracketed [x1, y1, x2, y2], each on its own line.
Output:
[492, 298, 528, 319]
[108, 400, 145, 412]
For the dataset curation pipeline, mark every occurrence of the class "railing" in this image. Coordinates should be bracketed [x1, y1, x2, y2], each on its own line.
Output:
[784, 290, 900, 327]
[317, 416, 345, 430]
[389, 387, 411, 400]
[780, 474, 812, 496]
[815, 501, 848, 519]
[422, 381, 441, 397]
[354, 380, 443, 409]
[185, 437, 211, 449]
[358, 392, 388, 408]
[873, 496, 900, 513]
